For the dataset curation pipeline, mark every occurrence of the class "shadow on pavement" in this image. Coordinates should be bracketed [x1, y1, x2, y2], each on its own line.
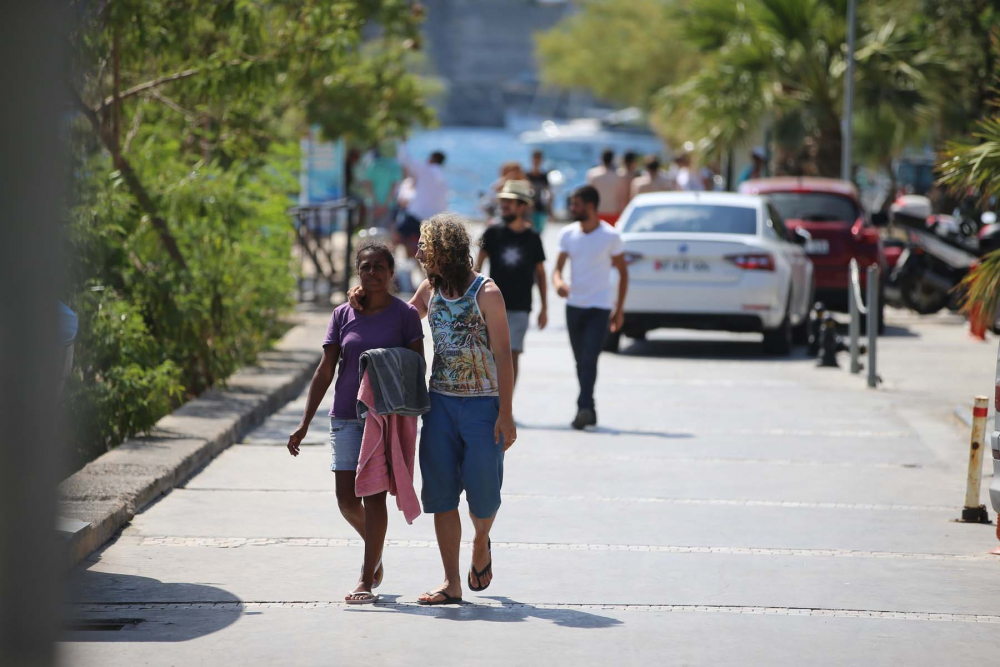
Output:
[64, 570, 243, 642]
[618, 338, 812, 361]
[517, 422, 693, 439]
[356, 594, 622, 629]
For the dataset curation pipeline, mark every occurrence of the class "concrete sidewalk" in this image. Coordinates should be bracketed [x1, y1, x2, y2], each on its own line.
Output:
[62, 226, 1000, 666]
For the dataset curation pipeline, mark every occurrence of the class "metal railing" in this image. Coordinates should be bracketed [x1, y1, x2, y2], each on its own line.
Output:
[288, 199, 360, 303]
[848, 258, 880, 388]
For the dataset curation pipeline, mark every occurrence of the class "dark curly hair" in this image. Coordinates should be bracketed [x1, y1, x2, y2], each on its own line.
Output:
[420, 213, 473, 296]
[355, 241, 395, 272]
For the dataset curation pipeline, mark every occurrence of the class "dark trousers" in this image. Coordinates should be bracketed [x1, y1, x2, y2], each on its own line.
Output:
[565, 305, 611, 411]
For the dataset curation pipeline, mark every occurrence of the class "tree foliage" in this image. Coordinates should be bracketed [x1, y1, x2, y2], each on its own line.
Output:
[536, 0, 969, 177]
[535, 0, 697, 113]
[938, 31, 1000, 329]
[65, 1, 433, 465]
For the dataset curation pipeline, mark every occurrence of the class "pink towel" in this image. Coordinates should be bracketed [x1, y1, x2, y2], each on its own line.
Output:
[355, 369, 421, 524]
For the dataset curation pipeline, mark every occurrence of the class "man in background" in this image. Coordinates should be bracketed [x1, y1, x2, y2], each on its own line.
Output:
[552, 185, 629, 430]
[396, 149, 448, 290]
[526, 150, 551, 234]
[630, 156, 676, 200]
[586, 148, 629, 225]
[475, 180, 547, 389]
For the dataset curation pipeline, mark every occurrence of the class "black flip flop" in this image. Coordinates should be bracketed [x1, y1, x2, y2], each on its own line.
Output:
[468, 538, 492, 592]
[417, 590, 463, 606]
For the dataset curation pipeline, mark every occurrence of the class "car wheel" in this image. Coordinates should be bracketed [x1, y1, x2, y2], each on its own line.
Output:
[762, 303, 793, 356]
[792, 280, 815, 345]
[603, 330, 622, 353]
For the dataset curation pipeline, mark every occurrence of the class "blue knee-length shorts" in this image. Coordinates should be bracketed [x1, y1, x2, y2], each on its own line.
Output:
[419, 393, 504, 519]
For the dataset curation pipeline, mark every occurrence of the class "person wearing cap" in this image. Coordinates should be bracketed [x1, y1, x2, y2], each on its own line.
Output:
[737, 146, 768, 186]
[475, 180, 548, 388]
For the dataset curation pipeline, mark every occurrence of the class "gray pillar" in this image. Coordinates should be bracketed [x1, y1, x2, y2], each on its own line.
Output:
[0, 3, 69, 666]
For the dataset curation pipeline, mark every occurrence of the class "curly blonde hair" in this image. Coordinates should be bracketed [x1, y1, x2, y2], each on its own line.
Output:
[420, 213, 473, 296]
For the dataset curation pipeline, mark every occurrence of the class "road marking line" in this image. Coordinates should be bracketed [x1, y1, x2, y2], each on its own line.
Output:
[237, 427, 910, 447]
[131, 537, 998, 561]
[67, 601, 1000, 623]
[171, 489, 952, 512]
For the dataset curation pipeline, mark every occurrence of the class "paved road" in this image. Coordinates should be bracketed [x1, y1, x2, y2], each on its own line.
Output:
[63, 225, 1000, 666]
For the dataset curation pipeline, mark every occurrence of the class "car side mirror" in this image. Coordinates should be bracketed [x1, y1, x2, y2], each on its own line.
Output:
[792, 227, 811, 246]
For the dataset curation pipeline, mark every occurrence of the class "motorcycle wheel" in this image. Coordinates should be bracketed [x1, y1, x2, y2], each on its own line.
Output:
[899, 276, 950, 315]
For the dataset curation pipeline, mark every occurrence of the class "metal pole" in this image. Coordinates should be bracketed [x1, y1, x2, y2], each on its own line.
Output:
[866, 265, 879, 388]
[841, 0, 857, 182]
[960, 396, 990, 523]
[849, 260, 861, 374]
[343, 202, 355, 300]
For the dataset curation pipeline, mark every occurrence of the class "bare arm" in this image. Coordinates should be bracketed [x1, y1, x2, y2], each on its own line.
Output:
[478, 282, 517, 450]
[552, 251, 570, 298]
[610, 254, 629, 333]
[474, 248, 488, 273]
[407, 336, 425, 358]
[287, 345, 339, 456]
[410, 279, 432, 319]
[535, 261, 548, 330]
[348, 278, 432, 318]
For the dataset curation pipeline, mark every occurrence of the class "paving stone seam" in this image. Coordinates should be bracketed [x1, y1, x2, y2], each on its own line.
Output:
[130, 536, 1000, 561]
[227, 447, 925, 470]
[167, 489, 957, 512]
[67, 602, 1000, 623]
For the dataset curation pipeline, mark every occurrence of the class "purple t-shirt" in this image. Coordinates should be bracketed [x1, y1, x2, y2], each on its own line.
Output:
[323, 297, 423, 419]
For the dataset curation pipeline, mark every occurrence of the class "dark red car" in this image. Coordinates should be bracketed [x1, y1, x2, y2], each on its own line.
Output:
[738, 177, 885, 331]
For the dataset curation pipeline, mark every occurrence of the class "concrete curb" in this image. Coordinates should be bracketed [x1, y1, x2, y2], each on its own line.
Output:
[58, 310, 328, 567]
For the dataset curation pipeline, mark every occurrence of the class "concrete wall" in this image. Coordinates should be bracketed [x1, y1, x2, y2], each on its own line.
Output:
[420, 0, 578, 126]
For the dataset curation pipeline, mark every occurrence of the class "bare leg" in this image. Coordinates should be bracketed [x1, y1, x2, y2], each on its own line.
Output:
[512, 351, 521, 388]
[349, 492, 387, 598]
[469, 511, 496, 590]
[335, 472, 384, 600]
[417, 510, 463, 602]
[334, 471, 365, 537]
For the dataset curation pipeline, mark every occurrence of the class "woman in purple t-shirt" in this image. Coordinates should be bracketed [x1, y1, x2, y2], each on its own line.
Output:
[287, 242, 424, 604]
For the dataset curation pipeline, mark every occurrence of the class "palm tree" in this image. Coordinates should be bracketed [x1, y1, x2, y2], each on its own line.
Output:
[657, 0, 948, 176]
[937, 35, 1000, 328]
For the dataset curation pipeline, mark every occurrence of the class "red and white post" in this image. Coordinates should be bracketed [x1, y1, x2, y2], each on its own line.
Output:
[960, 396, 990, 524]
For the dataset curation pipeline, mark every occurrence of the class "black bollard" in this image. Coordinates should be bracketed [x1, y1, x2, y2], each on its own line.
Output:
[817, 313, 840, 367]
[807, 302, 826, 357]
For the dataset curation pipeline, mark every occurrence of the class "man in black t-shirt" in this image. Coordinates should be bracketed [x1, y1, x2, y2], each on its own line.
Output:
[476, 180, 547, 388]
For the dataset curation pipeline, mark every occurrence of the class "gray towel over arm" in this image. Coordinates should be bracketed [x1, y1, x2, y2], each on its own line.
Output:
[358, 348, 431, 417]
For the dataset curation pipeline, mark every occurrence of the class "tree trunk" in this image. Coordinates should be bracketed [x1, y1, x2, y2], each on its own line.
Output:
[814, 120, 843, 178]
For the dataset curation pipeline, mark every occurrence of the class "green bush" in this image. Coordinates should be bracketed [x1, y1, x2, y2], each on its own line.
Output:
[65, 143, 296, 466]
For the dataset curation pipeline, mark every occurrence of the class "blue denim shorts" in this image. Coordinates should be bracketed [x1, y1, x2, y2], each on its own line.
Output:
[329, 418, 364, 472]
[419, 393, 504, 519]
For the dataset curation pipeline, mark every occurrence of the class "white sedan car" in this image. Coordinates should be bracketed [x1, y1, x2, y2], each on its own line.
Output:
[608, 192, 815, 354]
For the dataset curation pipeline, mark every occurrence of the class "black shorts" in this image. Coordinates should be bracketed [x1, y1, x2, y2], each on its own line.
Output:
[398, 213, 422, 239]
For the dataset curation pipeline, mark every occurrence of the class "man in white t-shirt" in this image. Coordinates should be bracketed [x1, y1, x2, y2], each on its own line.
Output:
[553, 185, 629, 430]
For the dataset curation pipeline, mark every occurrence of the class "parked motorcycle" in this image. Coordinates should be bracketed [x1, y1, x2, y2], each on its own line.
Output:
[887, 196, 1000, 315]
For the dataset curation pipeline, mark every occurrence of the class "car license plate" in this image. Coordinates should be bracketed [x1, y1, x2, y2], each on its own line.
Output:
[805, 239, 830, 255]
[654, 259, 711, 272]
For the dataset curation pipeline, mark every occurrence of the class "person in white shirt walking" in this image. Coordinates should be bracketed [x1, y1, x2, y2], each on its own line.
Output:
[398, 149, 448, 256]
[552, 185, 629, 430]
[674, 152, 705, 192]
[585, 149, 629, 226]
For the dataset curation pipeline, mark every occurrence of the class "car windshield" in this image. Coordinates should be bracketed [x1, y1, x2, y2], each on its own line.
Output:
[765, 192, 859, 224]
[622, 204, 758, 235]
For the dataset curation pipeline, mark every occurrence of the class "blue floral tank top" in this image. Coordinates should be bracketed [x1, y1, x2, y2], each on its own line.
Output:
[428, 274, 499, 397]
